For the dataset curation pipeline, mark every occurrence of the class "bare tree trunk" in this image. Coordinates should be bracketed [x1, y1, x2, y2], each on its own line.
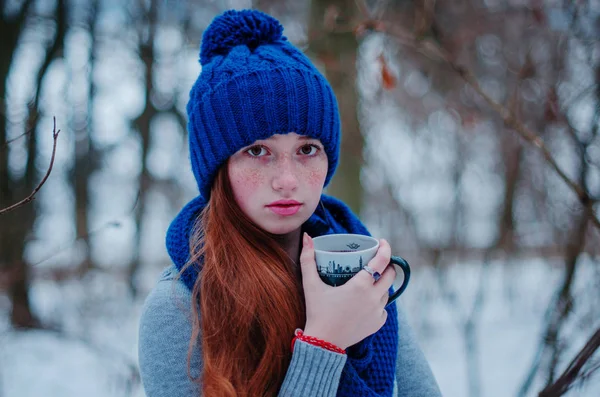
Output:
[498, 133, 522, 251]
[128, 0, 159, 297]
[307, 0, 363, 214]
[1, 0, 37, 328]
[0, 0, 66, 328]
[9, 105, 38, 328]
[72, 0, 100, 272]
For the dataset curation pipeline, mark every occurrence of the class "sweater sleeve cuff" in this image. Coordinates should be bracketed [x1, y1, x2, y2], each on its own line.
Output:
[278, 340, 347, 397]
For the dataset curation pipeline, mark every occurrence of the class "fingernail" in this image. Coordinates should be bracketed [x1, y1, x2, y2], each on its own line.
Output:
[306, 234, 313, 247]
[303, 232, 308, 245]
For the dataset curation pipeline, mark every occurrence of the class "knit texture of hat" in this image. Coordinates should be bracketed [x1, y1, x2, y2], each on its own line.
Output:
[187, 9, 341, 199]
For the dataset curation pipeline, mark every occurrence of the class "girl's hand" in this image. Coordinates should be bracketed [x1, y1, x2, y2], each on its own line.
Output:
[299, 233, 396, 350]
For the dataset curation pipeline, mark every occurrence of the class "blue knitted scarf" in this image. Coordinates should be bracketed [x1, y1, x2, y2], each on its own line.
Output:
[165, 193, 398, 396]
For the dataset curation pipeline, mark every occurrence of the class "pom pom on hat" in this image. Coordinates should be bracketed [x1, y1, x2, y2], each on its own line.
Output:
[200, 9, 286, 65]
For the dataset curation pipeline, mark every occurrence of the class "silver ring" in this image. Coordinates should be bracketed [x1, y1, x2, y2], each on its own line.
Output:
[362, 265, 381, 282]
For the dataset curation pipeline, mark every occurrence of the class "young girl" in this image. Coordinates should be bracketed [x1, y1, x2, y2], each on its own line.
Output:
[138, 9, 441, 397]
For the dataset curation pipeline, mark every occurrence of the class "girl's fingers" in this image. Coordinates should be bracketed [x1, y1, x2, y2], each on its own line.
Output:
[353, 239, 392, 285]
[379, 308, 388, 327]
[369, 239, 391, 273]
[375, 265, 396, 294]
[380, 291, 388, 306]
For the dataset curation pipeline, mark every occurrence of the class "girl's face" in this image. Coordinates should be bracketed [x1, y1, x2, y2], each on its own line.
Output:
[227, 133, 328, 235]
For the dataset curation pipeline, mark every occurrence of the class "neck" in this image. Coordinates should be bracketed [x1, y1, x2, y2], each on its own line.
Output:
[273, 228, 303, 266]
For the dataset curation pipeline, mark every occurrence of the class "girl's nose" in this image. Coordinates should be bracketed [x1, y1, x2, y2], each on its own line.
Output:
[272, 159, 298, 193]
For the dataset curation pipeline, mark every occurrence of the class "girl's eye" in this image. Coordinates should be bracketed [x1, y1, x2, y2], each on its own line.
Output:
[246, 146, 268, 157]
[299, 144, 319, 156]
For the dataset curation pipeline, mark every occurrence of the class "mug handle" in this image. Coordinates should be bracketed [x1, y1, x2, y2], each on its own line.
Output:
[386, 256, 411, 306]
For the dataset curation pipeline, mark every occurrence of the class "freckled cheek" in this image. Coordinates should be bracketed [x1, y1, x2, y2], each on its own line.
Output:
[305, 164, 328, 187]
[230, 168, 266, 200]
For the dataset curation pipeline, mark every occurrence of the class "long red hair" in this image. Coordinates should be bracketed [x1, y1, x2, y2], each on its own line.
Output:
[181, 164, 306, 396]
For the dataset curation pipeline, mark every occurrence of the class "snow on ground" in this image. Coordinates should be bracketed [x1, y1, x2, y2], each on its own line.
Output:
[1, 258, 599, 396]
[402, 256, 600, 397]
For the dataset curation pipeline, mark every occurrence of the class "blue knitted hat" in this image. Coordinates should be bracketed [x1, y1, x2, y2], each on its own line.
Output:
[186, 9, 341, 199]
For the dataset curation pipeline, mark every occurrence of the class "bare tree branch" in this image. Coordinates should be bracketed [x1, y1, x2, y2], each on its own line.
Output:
[448, 64, 598, 225]
[30, 188, 141, 268]
[0, 116, 40, 150]
[0, 186, 142, 290]
[561, 84, 599, 113]
[0, 117, 60, 215]
[353, 0, 600, 231]
[538, 327, 600, 397]
[353, 3, 600, 394]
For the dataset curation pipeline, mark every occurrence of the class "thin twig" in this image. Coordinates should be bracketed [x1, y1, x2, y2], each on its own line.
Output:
[561, 84, 598, 112]
[31, 188, 141, 268]
[31, 221, 121, 267]
[0, 117, 60, 215]
[0, 110, 40, 150]
[1, 125, 37, 148]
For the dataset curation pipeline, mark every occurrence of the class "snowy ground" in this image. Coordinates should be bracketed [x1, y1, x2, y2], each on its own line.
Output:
[1, 257, 599, 397]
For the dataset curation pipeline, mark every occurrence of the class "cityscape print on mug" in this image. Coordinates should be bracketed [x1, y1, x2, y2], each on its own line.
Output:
[317, 253, 365, 287]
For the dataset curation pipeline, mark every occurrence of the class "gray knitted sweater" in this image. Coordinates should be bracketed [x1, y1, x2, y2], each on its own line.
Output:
[138, 265, 442, 396]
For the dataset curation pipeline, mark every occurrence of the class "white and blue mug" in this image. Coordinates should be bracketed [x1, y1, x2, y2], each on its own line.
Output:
[312, 234, 410, 306]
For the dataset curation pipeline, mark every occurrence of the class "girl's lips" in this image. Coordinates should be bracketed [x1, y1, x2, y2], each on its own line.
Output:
[267, 204, 302, 216]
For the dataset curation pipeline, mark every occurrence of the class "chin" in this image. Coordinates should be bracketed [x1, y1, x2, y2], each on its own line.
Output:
[257, 218, 305, 235]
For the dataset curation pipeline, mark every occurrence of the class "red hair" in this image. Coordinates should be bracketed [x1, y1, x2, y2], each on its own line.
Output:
[182, 165, 306, 396]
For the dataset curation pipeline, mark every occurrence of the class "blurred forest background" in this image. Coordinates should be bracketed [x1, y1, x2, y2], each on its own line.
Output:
[1, 0, 599, 396]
